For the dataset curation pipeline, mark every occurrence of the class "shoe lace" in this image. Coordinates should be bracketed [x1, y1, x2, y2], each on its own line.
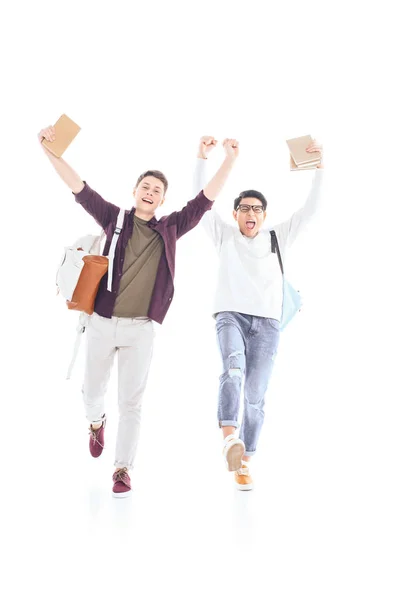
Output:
[237, 464, 249, 476]
[113, 468, 129, 483]
[89, 425, 104, 448]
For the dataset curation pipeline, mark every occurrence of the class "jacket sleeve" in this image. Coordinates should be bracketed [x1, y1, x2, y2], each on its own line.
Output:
[165, 188, 214, 239]
[73, 182, 119, 230]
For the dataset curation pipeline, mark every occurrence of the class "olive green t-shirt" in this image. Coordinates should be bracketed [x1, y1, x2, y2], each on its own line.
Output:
[112, 214, 164, 318]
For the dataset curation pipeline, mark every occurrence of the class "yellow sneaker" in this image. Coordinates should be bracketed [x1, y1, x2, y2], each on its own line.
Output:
[223, 434, 245, 471]
[234, 461, 253, 491]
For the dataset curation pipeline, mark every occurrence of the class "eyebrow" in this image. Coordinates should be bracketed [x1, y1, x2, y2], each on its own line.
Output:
[143, 182, 162, 191]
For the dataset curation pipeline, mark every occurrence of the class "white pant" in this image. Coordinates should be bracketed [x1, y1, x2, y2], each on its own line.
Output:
[83, 312, 155, 469]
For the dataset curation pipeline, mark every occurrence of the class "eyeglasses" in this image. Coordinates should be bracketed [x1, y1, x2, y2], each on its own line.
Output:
[236, 204, 264, 214]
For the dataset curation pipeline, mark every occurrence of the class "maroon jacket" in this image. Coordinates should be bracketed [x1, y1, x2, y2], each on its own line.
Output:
[74, 183, 213, 324]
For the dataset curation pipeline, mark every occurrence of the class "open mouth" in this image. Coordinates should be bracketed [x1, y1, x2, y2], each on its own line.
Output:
[142, 197, 154, 205]
[246, 220, 256, 230]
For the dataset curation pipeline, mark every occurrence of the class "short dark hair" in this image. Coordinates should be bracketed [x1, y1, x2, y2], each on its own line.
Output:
[135, 170, 168, 194]
[234, 190, 267, 212]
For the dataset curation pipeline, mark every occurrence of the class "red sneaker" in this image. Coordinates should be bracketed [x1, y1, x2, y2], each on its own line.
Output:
[89, 417, 106, 458]
[112, 468, 132, 498]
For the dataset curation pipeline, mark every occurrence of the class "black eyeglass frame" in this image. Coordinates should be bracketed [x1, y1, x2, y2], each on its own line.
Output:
[235, 204, 265, 214]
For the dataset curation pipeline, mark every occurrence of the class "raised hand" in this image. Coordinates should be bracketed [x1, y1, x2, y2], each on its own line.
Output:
[38, 125, 56, 145]
[37, 123, 84, 193]
[223, 138, 239, 160]
[306, 139, 324, 169]
[198, 136, 218, 159]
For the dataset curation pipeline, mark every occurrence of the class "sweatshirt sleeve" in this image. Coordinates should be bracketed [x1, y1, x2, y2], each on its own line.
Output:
[274, 169, 324, 249]
[193, 157, 225, 250]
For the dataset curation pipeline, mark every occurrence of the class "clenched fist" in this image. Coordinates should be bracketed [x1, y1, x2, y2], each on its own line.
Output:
[223, 138, 239, 160]
[197, 136, 217, 159]
[38, 125, 56, 145]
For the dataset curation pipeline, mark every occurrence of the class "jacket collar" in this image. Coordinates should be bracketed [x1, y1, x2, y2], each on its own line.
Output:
[129, 206, 158, 226]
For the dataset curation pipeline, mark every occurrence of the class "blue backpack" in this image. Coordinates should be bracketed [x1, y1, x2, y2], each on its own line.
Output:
[270, 230, 302, 331]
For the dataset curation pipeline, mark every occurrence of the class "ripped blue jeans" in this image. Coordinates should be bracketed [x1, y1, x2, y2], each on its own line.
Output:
[216, 311, 280, 456]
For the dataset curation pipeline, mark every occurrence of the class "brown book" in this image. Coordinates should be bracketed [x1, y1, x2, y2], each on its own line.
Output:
[41, 114, 81, 157]
[287, 135, 321, 170]
[290, 156, 319, 171]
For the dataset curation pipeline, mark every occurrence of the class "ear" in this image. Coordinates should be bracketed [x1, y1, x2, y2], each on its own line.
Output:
[160, 196, 166, 206]
[263, 211, 267, 222]
[233, 210, 238, 222]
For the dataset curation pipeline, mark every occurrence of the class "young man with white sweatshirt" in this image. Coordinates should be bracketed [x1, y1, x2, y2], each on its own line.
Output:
[193, 136, 324, 490]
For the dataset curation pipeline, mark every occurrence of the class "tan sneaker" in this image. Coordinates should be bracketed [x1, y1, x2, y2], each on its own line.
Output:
[234, 460, 253, 491]
[223, 434, 245, 471]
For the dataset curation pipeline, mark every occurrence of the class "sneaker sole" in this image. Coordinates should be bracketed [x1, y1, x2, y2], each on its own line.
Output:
[235, 482, 254, 491]
[112, 490, 132, 498]
[225, 442, 245, 471]
[89, 449, 104, 458]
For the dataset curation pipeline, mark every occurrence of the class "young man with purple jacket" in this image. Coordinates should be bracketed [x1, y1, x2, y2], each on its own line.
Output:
[38, 125, 239, 497]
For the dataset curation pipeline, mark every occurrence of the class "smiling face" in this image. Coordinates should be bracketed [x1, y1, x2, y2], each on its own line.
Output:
[133, 175, 166, 220]
[233, 197, 267, 238]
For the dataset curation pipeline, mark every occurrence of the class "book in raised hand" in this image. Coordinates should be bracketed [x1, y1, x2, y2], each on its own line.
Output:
[286, 135, 321, 171]
[41, 114, 81, 158]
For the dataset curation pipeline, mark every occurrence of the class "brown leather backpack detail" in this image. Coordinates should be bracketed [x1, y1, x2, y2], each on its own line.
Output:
[66, 255, 109, 314]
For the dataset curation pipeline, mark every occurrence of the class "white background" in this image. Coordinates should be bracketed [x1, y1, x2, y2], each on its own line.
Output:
[1, 1, 399, 598]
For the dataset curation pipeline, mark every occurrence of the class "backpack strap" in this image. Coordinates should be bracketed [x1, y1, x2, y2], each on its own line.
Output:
[66, 312, 89, 380]
[270, 230, 284, 275]
[107, 208, 125, 292]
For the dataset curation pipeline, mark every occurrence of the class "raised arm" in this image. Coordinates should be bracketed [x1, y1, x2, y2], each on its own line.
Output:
[171, 137, 238, 239]
[275, 140, 325, 248]
[38, 124, 118, 229]
[192, 136, 232, 249]
[38, 126, 84, 194]
[203, 138, 239, 200]
[193, 135, 216, 195]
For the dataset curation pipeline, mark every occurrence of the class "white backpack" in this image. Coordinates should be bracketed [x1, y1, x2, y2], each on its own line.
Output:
[58, 208, 125, 379]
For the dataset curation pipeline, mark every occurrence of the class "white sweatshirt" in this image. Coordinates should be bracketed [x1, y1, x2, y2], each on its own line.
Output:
[194, 158, 324, 321]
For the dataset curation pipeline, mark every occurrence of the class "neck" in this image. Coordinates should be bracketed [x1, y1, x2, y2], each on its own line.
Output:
[241, 231, 259, 238]
[134, 208, 154, 221]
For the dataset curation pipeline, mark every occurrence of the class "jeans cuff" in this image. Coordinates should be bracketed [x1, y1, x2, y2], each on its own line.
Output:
[114, 461, 132, 470]
[88, 413, 105, 424]
[219, 420, 239, 428]
[243, 450, 256, 456]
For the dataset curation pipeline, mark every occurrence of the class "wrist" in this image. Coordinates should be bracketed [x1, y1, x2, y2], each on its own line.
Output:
[197, 153, 208, 160]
